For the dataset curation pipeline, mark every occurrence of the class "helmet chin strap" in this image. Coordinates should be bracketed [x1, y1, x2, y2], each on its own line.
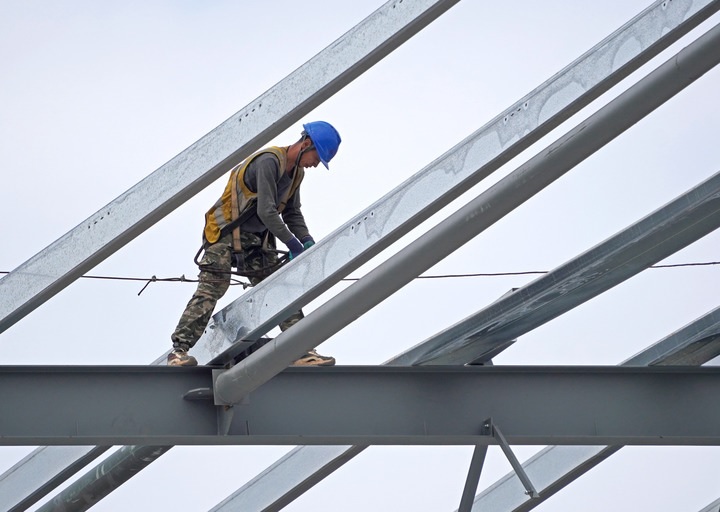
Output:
[292, 134, 314, 172]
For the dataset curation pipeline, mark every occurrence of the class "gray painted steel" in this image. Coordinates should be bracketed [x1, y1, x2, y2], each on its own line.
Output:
[2, 366, 720, 446]
[490, 422, 540, 499]
[458, 445, 489, 512]
[196, 0, 720, 367]
[0, 0, 461, 334]
[213, 20, 720, 405]
[464, 306, 720, 512]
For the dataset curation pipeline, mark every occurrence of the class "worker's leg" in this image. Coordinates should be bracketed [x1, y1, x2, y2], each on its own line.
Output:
[169, 236, 232, 365]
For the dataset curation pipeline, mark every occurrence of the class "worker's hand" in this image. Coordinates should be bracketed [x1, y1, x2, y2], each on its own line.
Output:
[301, 235, 315, 249]
[286, 237, 304, 260]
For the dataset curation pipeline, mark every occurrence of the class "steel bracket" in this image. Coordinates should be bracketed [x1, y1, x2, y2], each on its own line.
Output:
[482, 418, 540, 499]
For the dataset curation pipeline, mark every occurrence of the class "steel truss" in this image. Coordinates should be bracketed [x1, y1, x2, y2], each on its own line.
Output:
[0, 0, 719, 510]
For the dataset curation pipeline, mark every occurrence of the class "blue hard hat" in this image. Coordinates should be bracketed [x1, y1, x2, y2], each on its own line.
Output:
[303, 121, 341, 169]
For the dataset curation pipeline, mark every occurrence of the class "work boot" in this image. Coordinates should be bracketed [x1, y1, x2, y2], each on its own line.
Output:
[291, 349, 335, 367]
[167, 348, 198, 367]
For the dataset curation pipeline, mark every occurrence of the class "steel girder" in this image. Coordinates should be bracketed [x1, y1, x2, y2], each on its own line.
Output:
[2, 365, 720, 446]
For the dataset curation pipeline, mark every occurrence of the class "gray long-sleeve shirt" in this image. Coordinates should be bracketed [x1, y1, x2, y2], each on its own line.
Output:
[240, 152, 310, 244]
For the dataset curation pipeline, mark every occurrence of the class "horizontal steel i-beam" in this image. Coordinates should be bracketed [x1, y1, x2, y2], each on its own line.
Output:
[1, 365, 720, 446]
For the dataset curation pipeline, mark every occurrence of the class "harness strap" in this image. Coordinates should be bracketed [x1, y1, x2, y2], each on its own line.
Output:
[230, 167, 242, 252]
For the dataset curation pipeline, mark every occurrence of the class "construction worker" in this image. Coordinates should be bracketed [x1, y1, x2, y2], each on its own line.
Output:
[168, 121, 342, 367]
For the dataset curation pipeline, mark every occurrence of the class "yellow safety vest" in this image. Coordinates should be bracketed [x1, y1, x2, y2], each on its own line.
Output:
[203, 147, 304, 250]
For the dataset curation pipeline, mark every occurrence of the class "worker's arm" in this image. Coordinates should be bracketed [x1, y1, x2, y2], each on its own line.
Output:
[253, 157, 295, 244]
[281, 188, 310, 242]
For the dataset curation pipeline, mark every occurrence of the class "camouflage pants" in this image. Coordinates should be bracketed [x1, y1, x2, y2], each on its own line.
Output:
[171, 232, 303, 350]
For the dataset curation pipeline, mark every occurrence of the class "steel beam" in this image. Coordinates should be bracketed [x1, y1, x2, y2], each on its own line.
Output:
[2, 366, 720, 446]
[700, 498, 720, 512]
[209, 446, 368, 512]
[488, 421, 540, 499]
[0, 0, 462, 334]
[458, 445, 489, 512]
[213, 20, 720, 405]
[393, 159, 720, 366]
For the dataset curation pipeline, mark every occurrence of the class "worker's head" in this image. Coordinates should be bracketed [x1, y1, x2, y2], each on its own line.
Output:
[301, 121, 341, 169]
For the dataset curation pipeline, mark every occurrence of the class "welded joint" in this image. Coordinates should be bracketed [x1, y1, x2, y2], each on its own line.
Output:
[482, 418, 540, 499]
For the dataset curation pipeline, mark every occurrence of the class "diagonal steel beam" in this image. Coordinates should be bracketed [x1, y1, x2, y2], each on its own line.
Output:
[13, 1, 720, 509]
[3, 365, 720, 446]
[0, 446, 111, 512]
[458, 445, 489, 512]
[0, 0, 462, 334]
[393, 160, 720, 366]
[700, 497, 720, 512]
[35, 445, 172, 512]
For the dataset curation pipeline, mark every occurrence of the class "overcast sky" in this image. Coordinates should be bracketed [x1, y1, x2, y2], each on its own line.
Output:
[1, 0, 720, 510]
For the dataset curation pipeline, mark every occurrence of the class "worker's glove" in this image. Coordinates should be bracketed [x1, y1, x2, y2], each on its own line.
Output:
[286, 237, 304, 260]
[301, 235, 315, 249]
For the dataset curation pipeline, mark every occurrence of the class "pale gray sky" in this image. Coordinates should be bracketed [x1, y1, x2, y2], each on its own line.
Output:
[1, 1, 720, 510]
